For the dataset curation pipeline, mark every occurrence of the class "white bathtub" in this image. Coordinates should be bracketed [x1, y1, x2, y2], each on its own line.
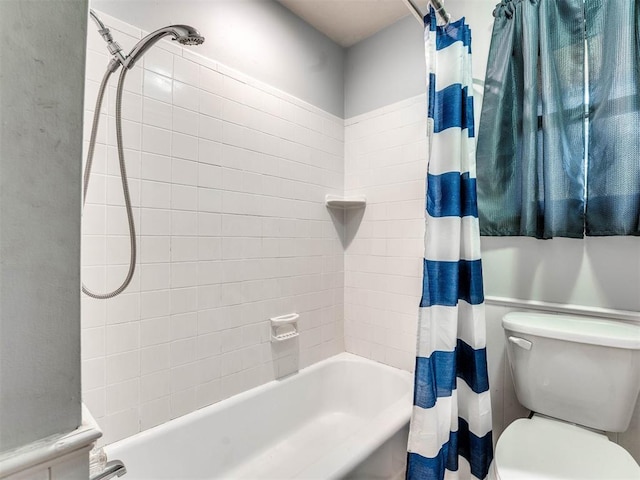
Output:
[105, 353, 413, 479]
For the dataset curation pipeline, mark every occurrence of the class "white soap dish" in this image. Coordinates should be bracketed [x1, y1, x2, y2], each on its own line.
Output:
[270, 313, 299, 342]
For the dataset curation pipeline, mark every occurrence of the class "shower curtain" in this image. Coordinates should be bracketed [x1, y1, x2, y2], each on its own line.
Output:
[407, 10, 493, 480]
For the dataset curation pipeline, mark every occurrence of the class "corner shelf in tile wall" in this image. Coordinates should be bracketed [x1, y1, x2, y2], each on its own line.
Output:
[324, 195, 367, 210]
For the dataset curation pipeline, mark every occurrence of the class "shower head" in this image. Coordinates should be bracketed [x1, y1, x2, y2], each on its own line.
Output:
[89, 11, 204, 70]
[124, 25, 205, 68]
[173, 25, 205, 46]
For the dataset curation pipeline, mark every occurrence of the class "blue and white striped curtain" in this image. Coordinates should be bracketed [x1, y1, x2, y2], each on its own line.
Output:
[407, 11, 493, 480]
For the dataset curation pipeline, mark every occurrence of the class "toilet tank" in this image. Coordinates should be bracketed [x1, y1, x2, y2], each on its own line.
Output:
[503, 312, 640, 432]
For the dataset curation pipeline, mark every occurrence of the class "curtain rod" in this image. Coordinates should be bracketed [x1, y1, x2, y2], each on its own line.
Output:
[401, 0, 451, 26]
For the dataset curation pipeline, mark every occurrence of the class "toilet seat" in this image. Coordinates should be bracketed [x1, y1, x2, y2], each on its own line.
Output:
[492, 416, 640, 480]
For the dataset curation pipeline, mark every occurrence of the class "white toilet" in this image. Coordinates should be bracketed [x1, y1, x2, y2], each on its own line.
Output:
[490, 312, 640, 480]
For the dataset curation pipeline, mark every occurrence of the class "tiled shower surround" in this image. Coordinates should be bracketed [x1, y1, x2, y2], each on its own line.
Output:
[343, 96, 427, 372]
[81, 13, 345, 444]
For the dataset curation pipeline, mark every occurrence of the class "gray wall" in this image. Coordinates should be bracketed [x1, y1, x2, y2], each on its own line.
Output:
[344, 15, 425, 119]
[92, 0, 345, 117]
[344, 2, 495, 119]
[0, 0, 86, 453]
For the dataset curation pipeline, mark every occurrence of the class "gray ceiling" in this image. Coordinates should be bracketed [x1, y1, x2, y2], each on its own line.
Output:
[277, 0, 425, 47]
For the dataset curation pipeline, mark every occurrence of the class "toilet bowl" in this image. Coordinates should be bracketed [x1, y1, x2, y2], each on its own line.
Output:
[489, 416, 640, 480]
[492, 312, 640, 480]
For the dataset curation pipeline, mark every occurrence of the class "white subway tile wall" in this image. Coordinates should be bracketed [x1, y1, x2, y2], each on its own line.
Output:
[82, 13, 344, 445]
[343, 96, 428, 373]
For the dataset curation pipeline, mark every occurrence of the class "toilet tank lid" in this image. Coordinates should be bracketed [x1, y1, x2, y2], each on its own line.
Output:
[502, 313, 640, 349]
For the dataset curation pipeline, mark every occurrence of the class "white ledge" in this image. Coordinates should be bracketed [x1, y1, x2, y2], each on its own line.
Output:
[485, 296, 640, 324]
[325, 195, 366, 209]
[0, 404, 102, 478]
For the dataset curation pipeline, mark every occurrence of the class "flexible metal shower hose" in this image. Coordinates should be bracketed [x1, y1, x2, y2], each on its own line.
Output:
[82, 66, 137, 299]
